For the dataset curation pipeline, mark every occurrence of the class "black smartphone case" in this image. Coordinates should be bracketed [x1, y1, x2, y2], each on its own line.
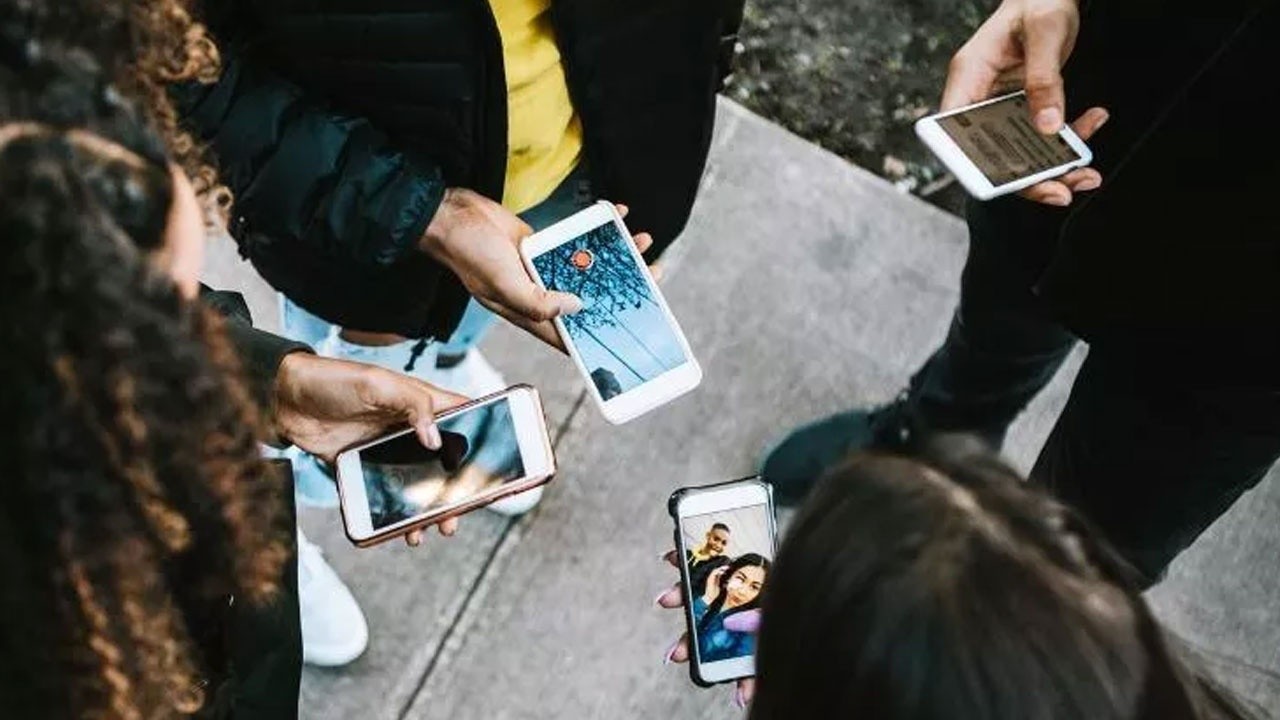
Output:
[666, 476, 777, 688]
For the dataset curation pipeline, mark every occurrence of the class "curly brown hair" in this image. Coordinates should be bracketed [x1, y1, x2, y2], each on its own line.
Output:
[0, 41, 287, 720]
[3, 0, 229, 213]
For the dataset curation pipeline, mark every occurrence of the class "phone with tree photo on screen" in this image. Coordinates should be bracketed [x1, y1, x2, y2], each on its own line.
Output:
[520, 201, 701, 424]
[668, 478, 777, 687]
[916, 91, 1093, 200]
[334, 385, 554, 548]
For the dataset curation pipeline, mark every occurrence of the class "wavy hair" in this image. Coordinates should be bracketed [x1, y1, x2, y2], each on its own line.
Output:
[0, 42, 286, 720]
[1, 0, 228, 214]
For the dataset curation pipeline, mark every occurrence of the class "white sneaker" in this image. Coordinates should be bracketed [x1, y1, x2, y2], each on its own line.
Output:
[297, 529, 368, 667]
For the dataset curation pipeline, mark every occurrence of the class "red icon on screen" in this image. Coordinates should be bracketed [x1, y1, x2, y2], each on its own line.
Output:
[570, 249, 595, 271]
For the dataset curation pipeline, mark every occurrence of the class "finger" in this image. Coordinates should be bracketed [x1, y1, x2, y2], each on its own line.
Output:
[1069, 106, 1109, 141]
[439, 517, 459, 536]
[1059, 167, 1101, 193]
[478, 297, 568, 353]
[398, 379, 467, 450]
[723, 608, 761, 634]
[649, 262, 665, 284]
[631, 232, 653, 254]
[1018, 179, 1073, 206]
[405, 529, 424, 547]
[1022, 7, 1077, 133]
[662, 634, 691, 666]
[662, 549, 679, 568]
[523, 318, 567, 353]
[493, 280, 582, 323]
[413, 422, 443, 451]
[940, 40, 1003, 111]
[615, 203, 629, 218]
[735, 678, 756, 710]
[509, 315, 567, 353]
[654, 583, 684, 609]
[484, 253, 583, 323]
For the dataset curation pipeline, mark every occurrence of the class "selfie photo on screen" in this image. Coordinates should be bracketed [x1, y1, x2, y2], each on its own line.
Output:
[532, 223, 688, 400]
[937, 94, 1081, 186]
[681, 506, 773, 664]
[359, 399, 526, 529]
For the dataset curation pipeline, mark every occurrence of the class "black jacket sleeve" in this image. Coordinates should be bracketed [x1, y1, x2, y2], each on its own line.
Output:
[173, 6, 448, 269]
[200, 288, 311, 410]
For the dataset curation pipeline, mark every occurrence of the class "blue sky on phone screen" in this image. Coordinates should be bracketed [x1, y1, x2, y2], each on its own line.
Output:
[532, 222, 686, 398]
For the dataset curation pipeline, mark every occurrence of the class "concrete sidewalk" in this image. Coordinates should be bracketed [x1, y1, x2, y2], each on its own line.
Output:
[203, 100, 1279, 719]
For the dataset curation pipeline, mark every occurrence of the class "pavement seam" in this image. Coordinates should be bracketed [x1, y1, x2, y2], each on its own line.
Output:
[394, 517, 518, 720]
[395, 390, 589, 719]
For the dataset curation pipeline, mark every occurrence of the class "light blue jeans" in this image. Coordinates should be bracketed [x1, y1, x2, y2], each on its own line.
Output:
[281, 164, 595, 357]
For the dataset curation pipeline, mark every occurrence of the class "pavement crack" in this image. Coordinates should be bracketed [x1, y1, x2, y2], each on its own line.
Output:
[395, 390, 587, 719]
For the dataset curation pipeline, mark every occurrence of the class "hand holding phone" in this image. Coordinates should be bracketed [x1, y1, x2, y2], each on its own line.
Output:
[916, 91, 1103, 201]
[419, 188, 582, 349]
[334, 385, 555, 547]
[658, 478, 777, 707]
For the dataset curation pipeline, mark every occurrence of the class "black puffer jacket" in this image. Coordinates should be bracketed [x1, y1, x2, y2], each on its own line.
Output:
[179, 0, 743, 339]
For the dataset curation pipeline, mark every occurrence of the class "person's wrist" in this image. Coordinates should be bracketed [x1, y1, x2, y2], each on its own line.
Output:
[420, 187, 463, 257]
[271, 351, 312, 439]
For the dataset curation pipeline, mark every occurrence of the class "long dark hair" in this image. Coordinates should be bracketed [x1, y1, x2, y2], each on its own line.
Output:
[0, 0, 229, 211]
[698, 552, 770, 635]
[751, 438, 1255, 720]
[0, 38, 287, 720]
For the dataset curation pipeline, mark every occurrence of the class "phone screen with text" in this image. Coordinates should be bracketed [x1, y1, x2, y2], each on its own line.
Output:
[938, 95, 1080, 186]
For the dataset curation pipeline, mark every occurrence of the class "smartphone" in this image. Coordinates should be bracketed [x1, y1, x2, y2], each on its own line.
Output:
[521, 201, 702, 424]
[334, 385, 555, 547]
[668, 478, 777, 687]
[915, 91, 1093, 200]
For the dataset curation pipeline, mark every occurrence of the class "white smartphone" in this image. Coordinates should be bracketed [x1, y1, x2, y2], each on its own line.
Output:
[915, 91, 1093, 200]
[334, 385, 555, 547]
[668, 478, 777, 687]
[520, 201, 702, 424]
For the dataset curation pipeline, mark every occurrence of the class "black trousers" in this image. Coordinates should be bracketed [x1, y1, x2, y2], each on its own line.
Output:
[904, 198, 1280, 584]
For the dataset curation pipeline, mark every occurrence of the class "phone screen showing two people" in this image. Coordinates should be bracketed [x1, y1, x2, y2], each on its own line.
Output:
[356, 398, 525, 530]
[681, 504, 773, 665]
[938, 94, 1081, 185]
[531, 222, 688, 402]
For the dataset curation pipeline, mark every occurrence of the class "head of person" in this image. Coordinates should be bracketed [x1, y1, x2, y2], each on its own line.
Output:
[750, 438, 1252, 720]
[701, 553, 770, 635]
[0, 0, 225, 201]
[0, 21, 209, 294]
[703, 523, 731, 556]
[0, 36, 286, 720]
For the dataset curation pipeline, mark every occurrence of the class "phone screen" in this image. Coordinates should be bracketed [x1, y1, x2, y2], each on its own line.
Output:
[355, 397, 526, 530]
[937, 94, 1080, 186]
[680, 502, 773, 666]
[531, 220, 688, 401]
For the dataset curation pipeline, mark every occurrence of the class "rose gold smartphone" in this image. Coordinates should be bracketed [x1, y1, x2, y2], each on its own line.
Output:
[334, 385, 555, 548]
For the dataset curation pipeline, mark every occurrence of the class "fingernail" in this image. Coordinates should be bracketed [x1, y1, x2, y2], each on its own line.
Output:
[560, 294, 584, 315]
[653, 588, 672, 607]
[1047, 194, 1071, 207]
[1095, 109, 1110, 128]
[1075, 177, 1101, 192]
[734, 686, 748, 710]
[662, 641, 680, 666]
[425, 424, 443, 450]
[1035, 107, 1062, 133]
